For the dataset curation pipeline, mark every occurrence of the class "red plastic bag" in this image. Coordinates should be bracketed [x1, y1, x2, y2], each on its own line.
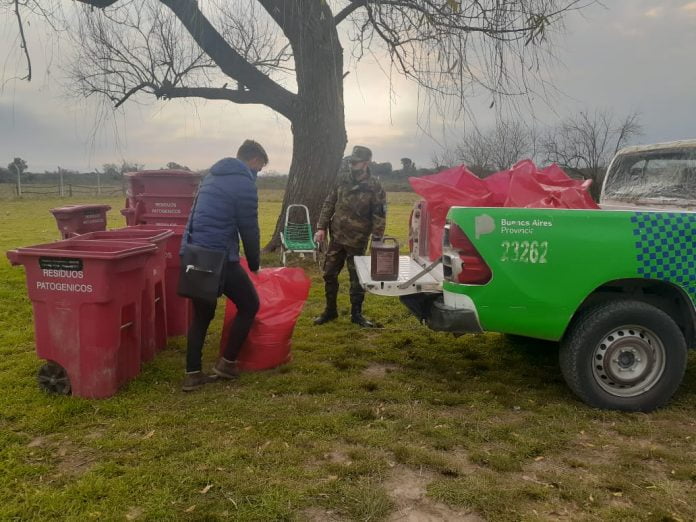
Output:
[503, 162, 598, 209]
[409, 161, 599, 260]
[219, 265, 311, 371]
[409, 166, 494, 259]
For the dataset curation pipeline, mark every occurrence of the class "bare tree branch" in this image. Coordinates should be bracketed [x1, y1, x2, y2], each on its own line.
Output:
[160, 0, 297, 118]
[155, 85, 268, 105]
[113, 81, 156, 108]
[14, 0, 32, 81]
[335, 0, 366, 25]
[540, 109, 643, 199]
[453, 120, 534, 173]
[71, 0, 298, 118]
[340, 0, 595, 123]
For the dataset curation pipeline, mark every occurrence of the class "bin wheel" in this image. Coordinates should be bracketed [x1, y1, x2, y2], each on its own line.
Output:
[37, 362, 71, 395]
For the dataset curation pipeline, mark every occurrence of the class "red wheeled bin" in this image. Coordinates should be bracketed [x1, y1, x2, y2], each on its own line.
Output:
[50, 204, 112, 239]
[119, 170, 201, 336]
[7, 239, 156, 398]
[121, 170, 201, 227]
[114, 224, 192, 337]
[77, 227, 173, 362]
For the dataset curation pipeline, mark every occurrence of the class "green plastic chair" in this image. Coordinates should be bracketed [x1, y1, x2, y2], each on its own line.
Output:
[280, 204, 318, 266]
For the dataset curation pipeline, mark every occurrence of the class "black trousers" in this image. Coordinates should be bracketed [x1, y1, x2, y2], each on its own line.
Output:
[186, 262, 260, 372]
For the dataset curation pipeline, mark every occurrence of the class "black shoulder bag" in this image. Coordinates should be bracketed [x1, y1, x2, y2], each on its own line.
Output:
[177, 193, 227, 303]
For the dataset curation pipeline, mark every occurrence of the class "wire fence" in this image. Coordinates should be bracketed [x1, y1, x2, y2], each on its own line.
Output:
[0, 183, 125, 199]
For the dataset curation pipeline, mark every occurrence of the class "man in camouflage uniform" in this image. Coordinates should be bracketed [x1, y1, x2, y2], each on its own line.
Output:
[314, 145, 387, 327]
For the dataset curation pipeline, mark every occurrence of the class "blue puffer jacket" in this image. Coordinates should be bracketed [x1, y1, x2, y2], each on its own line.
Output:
[181, 157, 260, 271]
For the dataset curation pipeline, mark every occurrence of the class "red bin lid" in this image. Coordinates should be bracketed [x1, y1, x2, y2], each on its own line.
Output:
[49, 204, 112, 216]
[124, 169, 203, 179]
[79, 228, 174, 243]
[8, 239, 156, 261]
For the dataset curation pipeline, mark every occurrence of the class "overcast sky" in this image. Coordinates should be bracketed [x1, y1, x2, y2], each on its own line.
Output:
[1, 1, 695, 174]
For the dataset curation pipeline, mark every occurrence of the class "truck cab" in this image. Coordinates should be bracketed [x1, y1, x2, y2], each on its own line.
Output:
[601, 139, 696, 211]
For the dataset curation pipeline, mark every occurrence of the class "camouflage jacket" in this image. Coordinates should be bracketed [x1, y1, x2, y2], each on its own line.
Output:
[317, 166, 387, 249]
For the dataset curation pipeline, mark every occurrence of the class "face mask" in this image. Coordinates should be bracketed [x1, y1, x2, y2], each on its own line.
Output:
[351, 163, 365, 176]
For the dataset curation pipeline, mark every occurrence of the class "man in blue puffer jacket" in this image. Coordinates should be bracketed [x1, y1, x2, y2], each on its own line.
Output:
[180, 139, 267, 391]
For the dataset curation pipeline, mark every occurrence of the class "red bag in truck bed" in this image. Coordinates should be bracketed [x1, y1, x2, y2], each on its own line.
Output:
[410, 160, 599, 260]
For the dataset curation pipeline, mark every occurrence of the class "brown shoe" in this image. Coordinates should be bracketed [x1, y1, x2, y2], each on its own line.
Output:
[213, 357, 240, 380]
[181, 371, 217, 392]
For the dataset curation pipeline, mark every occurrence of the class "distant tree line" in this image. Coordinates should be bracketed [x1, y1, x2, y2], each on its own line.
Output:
[0, 159, 194, 186]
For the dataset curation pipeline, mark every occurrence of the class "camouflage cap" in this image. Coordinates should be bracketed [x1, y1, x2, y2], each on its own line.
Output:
[348, 145, 372, 162]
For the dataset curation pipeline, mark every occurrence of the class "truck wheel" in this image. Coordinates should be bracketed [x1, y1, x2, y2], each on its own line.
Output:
[560, 300, 687, 412]
[37, 362, 71, 395]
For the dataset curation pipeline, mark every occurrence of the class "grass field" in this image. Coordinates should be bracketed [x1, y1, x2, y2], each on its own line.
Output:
[1, 192, 695, 521]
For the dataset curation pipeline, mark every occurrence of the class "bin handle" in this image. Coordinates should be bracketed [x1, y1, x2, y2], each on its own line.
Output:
[6, 250, 20, 266]
[374, 236, 399, 247]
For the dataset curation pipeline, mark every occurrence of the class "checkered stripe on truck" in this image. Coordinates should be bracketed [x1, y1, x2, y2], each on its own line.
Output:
[631, 212, 696, 299]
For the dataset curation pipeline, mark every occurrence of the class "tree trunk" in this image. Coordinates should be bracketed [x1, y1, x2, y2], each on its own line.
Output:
[588, 169, 604, 202]
[263, 1, 346, 252]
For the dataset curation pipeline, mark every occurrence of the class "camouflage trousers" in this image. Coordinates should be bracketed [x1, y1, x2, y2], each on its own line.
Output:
[321, 240, 366, 310]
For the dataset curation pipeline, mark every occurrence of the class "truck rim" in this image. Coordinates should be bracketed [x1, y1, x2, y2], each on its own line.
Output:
[592, 325, 666, 398]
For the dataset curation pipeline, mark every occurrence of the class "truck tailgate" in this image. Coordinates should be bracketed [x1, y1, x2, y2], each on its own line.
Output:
[354, 255, 443, 296]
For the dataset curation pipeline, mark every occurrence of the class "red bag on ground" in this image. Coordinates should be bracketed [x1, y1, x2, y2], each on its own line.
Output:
[219, 265, 311, 371]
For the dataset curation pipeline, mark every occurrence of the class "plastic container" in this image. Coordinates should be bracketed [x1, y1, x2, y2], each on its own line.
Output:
[77, 227, 173, 361]
[125, 169, 202, 196]
[122, 170, 202, 227]
[371, 237, 400, 281]
[7, 239, 156, 398]
[49, 204, 112, 239]
[116, 224, 192, 337]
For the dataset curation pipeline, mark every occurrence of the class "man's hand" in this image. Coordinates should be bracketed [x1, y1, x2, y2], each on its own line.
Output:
[314, 229, 326, 243]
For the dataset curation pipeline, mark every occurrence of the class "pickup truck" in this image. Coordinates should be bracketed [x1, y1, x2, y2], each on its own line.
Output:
[356, 139, 696, 412]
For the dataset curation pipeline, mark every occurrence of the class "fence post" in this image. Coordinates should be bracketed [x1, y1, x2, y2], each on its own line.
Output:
[69, 184, 73, 197]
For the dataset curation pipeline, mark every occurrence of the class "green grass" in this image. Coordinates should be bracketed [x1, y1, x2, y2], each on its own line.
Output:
[1, 192, 695, 521]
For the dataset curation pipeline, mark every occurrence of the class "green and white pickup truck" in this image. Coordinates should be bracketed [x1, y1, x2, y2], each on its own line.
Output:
[356, 139, 696, 412]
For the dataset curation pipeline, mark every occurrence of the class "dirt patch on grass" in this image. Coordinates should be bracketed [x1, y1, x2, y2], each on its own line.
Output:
[384, 465, 484, 521]
[447, 450, 484, 476]
[324, 450, 352, 465]
[125, 506, 144, 520]
[54, 442, 96, 476]
[26, 434, 95, 477]
[301, 507, 348, 521]
[361, 363, 400, 379]
[27, 436, 49, 448]
[84, 429, 105, 441]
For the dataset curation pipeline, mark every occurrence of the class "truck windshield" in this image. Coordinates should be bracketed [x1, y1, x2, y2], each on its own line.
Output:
[604, 148, 696, 201]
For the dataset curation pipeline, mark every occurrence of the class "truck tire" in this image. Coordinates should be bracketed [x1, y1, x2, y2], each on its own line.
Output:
[560, 300, 687, 412]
